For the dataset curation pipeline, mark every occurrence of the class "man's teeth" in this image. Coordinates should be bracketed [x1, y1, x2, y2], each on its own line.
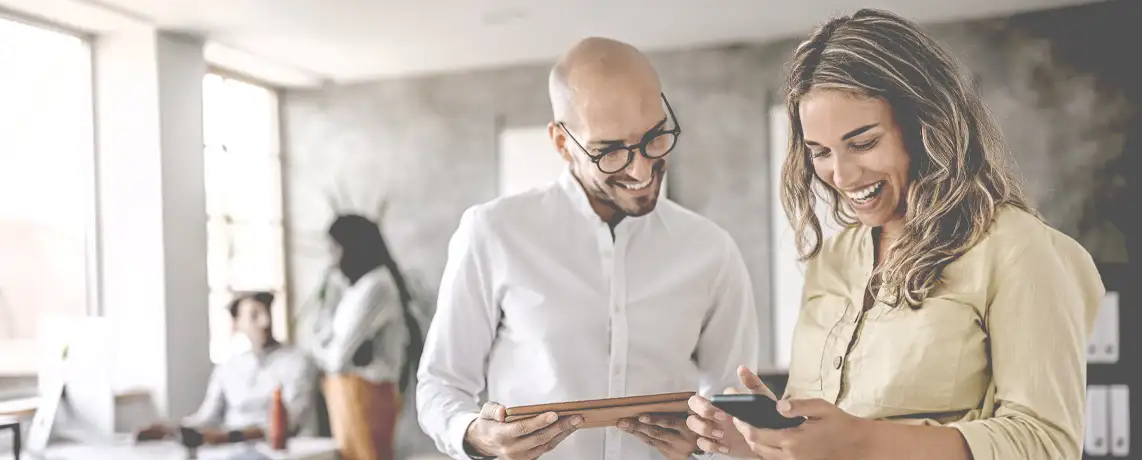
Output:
[846, 181, 884, 203]
[619, 179, 652, 190]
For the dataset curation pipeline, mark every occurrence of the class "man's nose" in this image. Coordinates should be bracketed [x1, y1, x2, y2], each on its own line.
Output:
[626, 152, 655, 181]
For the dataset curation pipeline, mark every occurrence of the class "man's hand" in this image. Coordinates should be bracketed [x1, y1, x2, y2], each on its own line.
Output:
[687, 365, 776, 457]
[465, 401, 582, 459]
[135, 423, 173, 442]
[618, 413, 699, 460]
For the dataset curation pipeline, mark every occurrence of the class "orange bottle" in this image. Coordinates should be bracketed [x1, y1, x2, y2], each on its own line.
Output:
[269, 386, 288, 450]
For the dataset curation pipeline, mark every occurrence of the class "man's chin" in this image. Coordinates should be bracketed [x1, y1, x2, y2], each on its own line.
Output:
[617, 195, 660, 217]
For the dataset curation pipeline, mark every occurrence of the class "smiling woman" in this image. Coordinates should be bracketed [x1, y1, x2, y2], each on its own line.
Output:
[687, 8, 1105, 460]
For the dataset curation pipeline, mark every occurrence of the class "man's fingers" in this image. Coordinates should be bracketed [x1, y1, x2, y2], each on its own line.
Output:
[517, 415, 582, 449]
[686, 414, 724, 439]
[622, 418, 678, 442]
[626, 426, 665, 448]
[506, 411, 559, 438]
[521, 425, 577, 459]
[480, 401, 506, 421]
[639, 413, 684, 430]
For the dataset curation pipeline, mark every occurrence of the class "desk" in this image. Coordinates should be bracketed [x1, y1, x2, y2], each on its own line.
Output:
[3, 437, 338, 460]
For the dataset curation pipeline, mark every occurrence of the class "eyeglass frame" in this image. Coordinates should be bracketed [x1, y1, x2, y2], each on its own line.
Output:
[556, 93, 681, 174]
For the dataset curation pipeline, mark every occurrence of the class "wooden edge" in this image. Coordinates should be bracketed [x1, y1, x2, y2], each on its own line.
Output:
[504, 391, 695, 417]
[504, 400, 692, 424]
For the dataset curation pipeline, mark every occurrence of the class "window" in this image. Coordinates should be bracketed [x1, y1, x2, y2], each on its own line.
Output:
[202, 73, 287, 364]
[0, 17, 95, 377]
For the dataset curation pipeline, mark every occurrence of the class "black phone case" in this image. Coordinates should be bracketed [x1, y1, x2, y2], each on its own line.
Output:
[710, 394, 806, 429]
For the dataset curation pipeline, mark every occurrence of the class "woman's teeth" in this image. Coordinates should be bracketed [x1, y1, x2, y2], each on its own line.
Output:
[846, 181, 885, 204]
[619, 179, 652, 190]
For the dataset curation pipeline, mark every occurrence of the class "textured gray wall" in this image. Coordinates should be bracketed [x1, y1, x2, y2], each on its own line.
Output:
[281, 1, 1137, 456]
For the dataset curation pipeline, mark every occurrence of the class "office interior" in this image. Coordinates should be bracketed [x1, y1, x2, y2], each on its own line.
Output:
[0, 0, 1136, 458]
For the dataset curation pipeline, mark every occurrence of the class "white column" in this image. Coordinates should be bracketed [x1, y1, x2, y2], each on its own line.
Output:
[94, 25, 211, 419]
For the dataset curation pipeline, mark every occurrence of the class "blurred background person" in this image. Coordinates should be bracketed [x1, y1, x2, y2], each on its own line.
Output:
[136, 292, 317, 444]
[310, 213, 424, 460]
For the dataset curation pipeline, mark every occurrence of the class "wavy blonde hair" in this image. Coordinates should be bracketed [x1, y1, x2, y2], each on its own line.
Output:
[781, 9, 1037, 307]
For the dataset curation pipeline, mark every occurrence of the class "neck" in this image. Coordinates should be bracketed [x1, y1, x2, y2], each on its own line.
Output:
[572, 170, 626, 227]
[874, 218, 905, 265]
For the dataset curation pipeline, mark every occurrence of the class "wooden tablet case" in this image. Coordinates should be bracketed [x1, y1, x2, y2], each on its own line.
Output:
[504, 391, 695, 429]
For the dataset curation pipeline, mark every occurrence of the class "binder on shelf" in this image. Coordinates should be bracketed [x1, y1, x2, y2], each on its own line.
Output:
[1087, 385, 1109, 456]
[1110, 385, 1130, 457]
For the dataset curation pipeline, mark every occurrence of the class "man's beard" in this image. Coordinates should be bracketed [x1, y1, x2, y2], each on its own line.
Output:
[594, 166, 664, 218]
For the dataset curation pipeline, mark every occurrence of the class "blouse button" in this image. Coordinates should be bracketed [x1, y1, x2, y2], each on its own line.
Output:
[833, 356, 843, 369]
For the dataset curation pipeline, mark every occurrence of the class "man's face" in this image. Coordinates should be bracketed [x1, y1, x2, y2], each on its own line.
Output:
[233, 299, 271, 349]
[555, 88, 674, 220]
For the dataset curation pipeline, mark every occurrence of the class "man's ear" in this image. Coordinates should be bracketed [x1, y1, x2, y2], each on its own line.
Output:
[548, 122, 571, 162]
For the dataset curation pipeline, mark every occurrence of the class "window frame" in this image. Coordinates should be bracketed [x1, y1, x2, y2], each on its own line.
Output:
[0, 12, 99, 380]
[202, 69, 290, 364]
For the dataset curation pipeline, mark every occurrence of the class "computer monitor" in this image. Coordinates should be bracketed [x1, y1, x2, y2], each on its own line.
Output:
[25, 315, 114, 453]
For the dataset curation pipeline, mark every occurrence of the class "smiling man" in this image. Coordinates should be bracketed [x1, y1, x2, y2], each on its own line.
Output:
[416, 37, 760, 460]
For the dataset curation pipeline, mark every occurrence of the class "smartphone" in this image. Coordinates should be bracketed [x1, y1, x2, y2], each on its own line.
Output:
[709, 394, 805, 429]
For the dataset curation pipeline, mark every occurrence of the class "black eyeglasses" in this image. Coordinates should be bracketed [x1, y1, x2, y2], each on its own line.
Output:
[558, 93, 681, 174]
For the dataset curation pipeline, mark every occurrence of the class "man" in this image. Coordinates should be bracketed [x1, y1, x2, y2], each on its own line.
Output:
[417, 37, 759, 460]
[136, 292, 317, 444]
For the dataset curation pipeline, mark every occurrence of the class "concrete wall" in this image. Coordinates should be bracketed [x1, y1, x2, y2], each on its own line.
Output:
[281, 1, 1138, 456]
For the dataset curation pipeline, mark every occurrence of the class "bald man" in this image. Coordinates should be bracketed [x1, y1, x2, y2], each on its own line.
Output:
[417, 37, 759, 460]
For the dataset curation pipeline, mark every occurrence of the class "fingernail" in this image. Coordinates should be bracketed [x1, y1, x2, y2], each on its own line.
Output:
[617, 420, 629, 429]
[776, 400, 790, 412]
[639, 416, 649, 423]
[713, 429, 724, 439]
[546, 412, 558, 423]
[571, 416, 582, 426]
[714, 411, 727, 421]
[719, 446, 729, 454]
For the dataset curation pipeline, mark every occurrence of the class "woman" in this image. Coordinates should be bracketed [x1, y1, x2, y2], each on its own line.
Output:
[310, 214, 423, 460]
[687, 8, 1104, 460]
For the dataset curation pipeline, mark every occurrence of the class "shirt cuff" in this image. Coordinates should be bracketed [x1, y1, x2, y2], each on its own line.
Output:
[448, 411, 482, 459]
[950, 421, 993, 460]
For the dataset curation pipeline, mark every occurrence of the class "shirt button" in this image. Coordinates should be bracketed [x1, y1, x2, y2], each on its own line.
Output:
[833, 356, 843, 369]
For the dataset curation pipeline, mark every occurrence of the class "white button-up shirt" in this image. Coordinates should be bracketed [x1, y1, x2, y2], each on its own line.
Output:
[417, 170, 759, 460]
[182, 344, 317, 435]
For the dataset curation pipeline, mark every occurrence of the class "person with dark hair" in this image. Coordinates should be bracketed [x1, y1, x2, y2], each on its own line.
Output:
[136, 291, 317, 444]
[310, 213, 423, 460]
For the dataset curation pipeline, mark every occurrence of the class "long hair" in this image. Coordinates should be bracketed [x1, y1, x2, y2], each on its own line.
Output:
[780, 9, 1037, 307]
[327, 214, 424, 391]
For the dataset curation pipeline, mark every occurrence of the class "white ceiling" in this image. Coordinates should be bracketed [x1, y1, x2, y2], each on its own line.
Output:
[6, 0, 1104, 86]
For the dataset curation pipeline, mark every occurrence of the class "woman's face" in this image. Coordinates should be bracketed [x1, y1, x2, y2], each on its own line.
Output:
[799, 89, 911, 230]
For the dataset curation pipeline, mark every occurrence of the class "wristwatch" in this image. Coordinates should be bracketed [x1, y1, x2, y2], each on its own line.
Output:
[227, 429, 245, 443]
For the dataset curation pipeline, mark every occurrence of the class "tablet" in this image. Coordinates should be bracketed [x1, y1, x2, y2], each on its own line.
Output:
[504, 392, 695, 429]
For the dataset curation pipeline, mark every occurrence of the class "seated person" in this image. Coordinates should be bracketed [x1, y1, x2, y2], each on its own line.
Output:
[137, 292, 317, 444]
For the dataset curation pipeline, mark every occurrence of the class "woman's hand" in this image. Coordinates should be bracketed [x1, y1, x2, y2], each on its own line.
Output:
[734, 398, 871, 460]
[687, 365, 776, 457]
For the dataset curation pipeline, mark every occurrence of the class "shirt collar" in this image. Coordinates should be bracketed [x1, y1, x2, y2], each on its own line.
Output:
[556, 168, 659, 231]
